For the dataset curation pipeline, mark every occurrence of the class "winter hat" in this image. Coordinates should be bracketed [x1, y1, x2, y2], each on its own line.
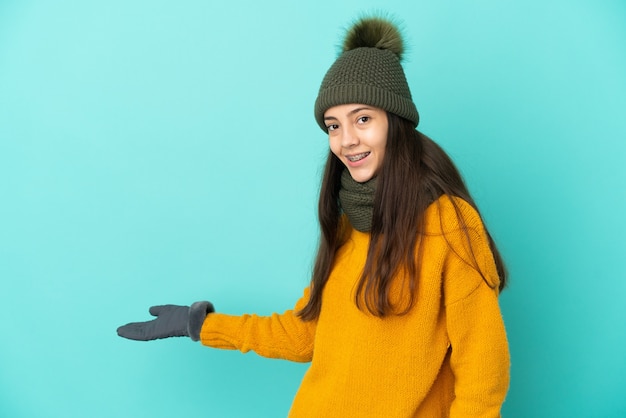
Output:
[314, 16, 419, 131]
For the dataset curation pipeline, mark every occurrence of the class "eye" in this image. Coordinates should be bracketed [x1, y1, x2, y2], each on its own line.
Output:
[326, 124, 339, 132]
[357, 116, 370, 124]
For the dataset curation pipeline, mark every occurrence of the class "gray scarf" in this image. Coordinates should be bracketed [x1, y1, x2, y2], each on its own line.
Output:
[338, 170, 377, 232]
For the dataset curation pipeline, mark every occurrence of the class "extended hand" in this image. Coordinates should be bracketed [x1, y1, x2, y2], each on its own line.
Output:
[117, 301, 214, 341]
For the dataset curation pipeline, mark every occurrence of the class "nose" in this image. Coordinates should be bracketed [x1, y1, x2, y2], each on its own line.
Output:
[341, 125, 359, 148]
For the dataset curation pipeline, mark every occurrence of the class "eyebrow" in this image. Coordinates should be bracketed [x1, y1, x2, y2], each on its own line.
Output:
[324, 106, 374, 121]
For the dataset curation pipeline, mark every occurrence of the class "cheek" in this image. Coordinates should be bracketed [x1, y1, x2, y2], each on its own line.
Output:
[374, 130, 388, 156]
[329, 138, 342, 158]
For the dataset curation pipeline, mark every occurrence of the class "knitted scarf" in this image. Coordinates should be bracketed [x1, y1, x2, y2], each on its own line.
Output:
[338, 169, 377, 232]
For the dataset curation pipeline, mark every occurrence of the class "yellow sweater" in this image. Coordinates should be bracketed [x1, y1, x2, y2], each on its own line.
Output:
[200, 197, 510, 417]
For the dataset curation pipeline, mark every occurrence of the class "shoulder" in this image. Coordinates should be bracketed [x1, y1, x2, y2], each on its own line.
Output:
[423, 195, 500, 292]
[423, 195, 485, 235]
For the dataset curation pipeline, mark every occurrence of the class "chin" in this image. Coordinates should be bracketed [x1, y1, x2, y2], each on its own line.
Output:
[349, 171, 375, 183]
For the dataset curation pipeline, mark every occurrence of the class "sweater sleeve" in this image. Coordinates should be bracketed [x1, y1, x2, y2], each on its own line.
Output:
[440, 201, 510, 417]
[198, 287, 316, 363]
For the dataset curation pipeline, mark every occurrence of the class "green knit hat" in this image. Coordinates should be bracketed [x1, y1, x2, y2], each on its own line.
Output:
[314, 17, 419, 132]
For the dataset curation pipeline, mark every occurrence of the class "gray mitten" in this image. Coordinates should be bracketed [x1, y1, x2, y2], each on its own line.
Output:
[117, 301, 214, 341]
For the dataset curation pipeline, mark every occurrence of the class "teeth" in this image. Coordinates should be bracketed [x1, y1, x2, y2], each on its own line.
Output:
[347, 152, 370, 162]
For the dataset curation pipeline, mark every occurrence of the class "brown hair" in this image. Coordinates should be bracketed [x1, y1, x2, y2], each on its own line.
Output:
[297, 113, 507, 320]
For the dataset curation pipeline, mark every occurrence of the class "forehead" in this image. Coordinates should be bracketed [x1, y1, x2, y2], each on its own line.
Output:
[324, 104, 383, 118]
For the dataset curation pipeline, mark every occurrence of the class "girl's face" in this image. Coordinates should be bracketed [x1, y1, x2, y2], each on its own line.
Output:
[324, 104, 388, 183]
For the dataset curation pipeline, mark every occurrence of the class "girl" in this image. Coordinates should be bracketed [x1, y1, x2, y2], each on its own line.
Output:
[118, 16, 510, 417]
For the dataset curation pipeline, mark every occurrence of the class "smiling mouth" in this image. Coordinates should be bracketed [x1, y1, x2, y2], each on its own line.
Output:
[346, 152, 370, 162]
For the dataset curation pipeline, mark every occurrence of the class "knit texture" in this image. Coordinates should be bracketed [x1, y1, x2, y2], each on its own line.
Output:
[314, 47, 419, 131]
[200, 197, 510, 417]
[338, 169, 376, 232]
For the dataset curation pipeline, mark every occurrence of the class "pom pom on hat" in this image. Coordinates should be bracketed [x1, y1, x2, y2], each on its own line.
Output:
[314, 16, 419, 132]
[342, 16, 404, 59]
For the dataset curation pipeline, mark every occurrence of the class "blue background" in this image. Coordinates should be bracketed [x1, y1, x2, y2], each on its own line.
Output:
[1, 1, 625, 417]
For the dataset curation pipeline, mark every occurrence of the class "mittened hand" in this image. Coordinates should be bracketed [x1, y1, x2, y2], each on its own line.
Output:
[117, 301, 214, 342]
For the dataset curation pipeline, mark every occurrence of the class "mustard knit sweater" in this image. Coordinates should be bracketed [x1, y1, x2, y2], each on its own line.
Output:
[200, 197, 510, 417]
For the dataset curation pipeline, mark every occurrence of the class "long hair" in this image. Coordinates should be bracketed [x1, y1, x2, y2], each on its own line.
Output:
[297, 113, 507, 320]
